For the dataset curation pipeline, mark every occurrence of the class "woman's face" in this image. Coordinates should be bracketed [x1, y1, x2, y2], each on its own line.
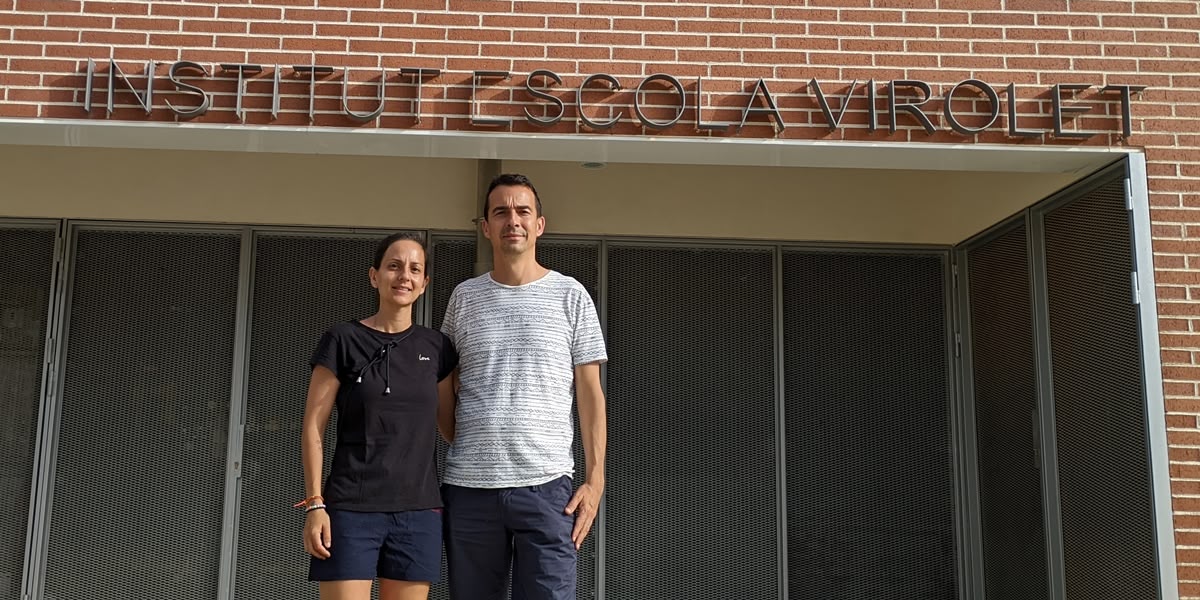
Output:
[369, 239, 429, 308]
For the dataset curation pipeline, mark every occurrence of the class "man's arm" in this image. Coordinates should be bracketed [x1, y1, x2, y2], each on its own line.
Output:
[565, 361, 606, 550]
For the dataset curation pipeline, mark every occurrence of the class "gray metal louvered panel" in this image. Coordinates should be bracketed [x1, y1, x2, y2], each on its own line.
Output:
[606, 245, 778, 600]
[45, 229, 240, 600]
[0, 224, 56, 600]
[428, 236, 477, 600]
[1041, 176, 1158, 600]
[234, 233, 383, 600]
[965, 224, 1048, 600]
[538, 240, 600, 600]
[783, 250, 955, 600]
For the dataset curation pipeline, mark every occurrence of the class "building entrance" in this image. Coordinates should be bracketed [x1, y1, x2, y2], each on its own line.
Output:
[0, 160, 1170, 600]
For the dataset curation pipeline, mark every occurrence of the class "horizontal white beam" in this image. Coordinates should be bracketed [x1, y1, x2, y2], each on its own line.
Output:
[0, 118, 1131, 174]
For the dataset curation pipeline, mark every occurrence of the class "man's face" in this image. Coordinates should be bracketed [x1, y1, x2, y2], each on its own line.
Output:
[482, 184, 544, 256]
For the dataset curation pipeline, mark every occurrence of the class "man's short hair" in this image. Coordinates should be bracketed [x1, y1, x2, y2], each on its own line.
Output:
[485, 173, 542, 217]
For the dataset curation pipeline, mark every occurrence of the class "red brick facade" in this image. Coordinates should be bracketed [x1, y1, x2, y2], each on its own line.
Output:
[2, 0, 1198, 595]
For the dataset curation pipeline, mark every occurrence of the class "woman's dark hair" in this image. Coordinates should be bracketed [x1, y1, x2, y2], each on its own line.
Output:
[372, 233, 427, 270]
[485, 173, 542, 217]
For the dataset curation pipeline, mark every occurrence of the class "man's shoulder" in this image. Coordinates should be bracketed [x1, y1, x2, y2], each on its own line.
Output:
[540, 270, 588, 295]
[451, 272, 492, 293]
[446, 273, 493, 306]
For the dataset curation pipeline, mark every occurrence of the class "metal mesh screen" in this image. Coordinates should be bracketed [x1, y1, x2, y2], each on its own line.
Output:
[0, 224, 56, 600]
[1041, 176, 1158, 600]
[45, 229, 240, 600]
[606, 245, 778, 600]
[964, 224, 1048, 599]
[428, 236, 477, 600]
[783, 250, 955, 600]
[429, 237, 476, 333]
[234, 233, 382, 600]
[538, 240, 600, 600]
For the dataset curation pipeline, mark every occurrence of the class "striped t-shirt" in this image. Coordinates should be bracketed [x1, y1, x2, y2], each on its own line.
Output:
[441, 270, 607, 488]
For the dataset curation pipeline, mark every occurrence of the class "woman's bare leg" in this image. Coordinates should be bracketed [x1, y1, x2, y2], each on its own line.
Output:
[379, 578, 431, 600]
[319, 580, 373, 600]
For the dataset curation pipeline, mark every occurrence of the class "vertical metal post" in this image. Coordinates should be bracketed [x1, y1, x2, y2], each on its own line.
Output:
[475, 160, 500, 276]
[595, 239, 608, 600]
[1126, 153, 1180, 600]
[217, 229, 255, 600]
[772, 246, 789, 600]
[24, 223, 80, 600]
[420, 232, 435, 329]
[1028, 209, 1067, 600]
[20, 222, 67, 600]
[949, 251, 986, 600]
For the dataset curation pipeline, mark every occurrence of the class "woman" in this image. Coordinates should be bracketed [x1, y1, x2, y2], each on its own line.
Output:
[298, 233, 457, 600]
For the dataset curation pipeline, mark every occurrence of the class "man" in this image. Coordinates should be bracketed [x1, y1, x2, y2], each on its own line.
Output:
[439, 173, 607, 600]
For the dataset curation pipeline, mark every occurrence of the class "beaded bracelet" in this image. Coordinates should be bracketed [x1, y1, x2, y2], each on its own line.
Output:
[293, 494, 324, 509]
[304, 503, 328, 513]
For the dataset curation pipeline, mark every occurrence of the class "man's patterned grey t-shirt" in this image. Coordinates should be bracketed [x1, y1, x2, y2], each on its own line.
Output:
[441, 271, 607, 488]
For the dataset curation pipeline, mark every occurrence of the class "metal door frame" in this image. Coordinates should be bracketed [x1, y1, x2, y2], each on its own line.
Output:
[1126, 154, 1179, 600]
[219, 226, 418, 600]
[779, 243, 960, 600]
[953, 154, 1178, 600]
[25, 214, 1172, 600]
[0, 218, 63, 600]
[953, 212, 1045, 600]
[604, 239, 782, 600]
[1030, 157, 1176, 600]
[24, 220, 248, 600]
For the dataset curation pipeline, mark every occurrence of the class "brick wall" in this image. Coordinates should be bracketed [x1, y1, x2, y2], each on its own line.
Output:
[2, 0, 1199, 595]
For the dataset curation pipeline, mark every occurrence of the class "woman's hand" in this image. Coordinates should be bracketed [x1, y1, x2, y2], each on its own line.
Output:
[304, 509, 332, 559]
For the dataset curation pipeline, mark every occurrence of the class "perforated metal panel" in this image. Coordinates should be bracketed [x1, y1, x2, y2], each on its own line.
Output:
[783, 250, 955, 600]
[964, 224, 1048, 599]
[1041, 175, 1158, 600]
[539, 240, 600, 600]
[428, 236, 477, 600]
[234, 233, 383, 600]
[0, 224, 56, 600]
[45, 229, 240, 600]
[541, 240, 600, 302]
[429, 237, 476, 333]
[607, 245, 778, 600]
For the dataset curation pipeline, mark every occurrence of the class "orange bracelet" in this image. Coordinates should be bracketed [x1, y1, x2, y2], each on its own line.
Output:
[293, 494, 324, 509]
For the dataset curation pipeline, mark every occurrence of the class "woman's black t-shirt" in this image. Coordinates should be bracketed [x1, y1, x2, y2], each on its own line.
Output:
[310, 320, 457, 512]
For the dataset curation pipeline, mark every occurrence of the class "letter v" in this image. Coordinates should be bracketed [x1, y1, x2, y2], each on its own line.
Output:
[810, 79, 859, 132]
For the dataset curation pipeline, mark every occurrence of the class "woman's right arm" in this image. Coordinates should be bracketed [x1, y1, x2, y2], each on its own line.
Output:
[437, 367, 458, 443]
[301, 365, 339, 559]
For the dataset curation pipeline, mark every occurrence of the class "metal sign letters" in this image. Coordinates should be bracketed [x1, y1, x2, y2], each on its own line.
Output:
[80, 59, 1146, 139]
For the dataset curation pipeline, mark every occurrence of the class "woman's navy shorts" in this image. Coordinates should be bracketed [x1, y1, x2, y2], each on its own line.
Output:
[308, 508, 443, 583]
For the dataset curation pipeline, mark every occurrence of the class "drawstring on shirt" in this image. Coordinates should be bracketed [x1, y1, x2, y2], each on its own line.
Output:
[354, 330, 413, 396]
[382, 346, 391, 395]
